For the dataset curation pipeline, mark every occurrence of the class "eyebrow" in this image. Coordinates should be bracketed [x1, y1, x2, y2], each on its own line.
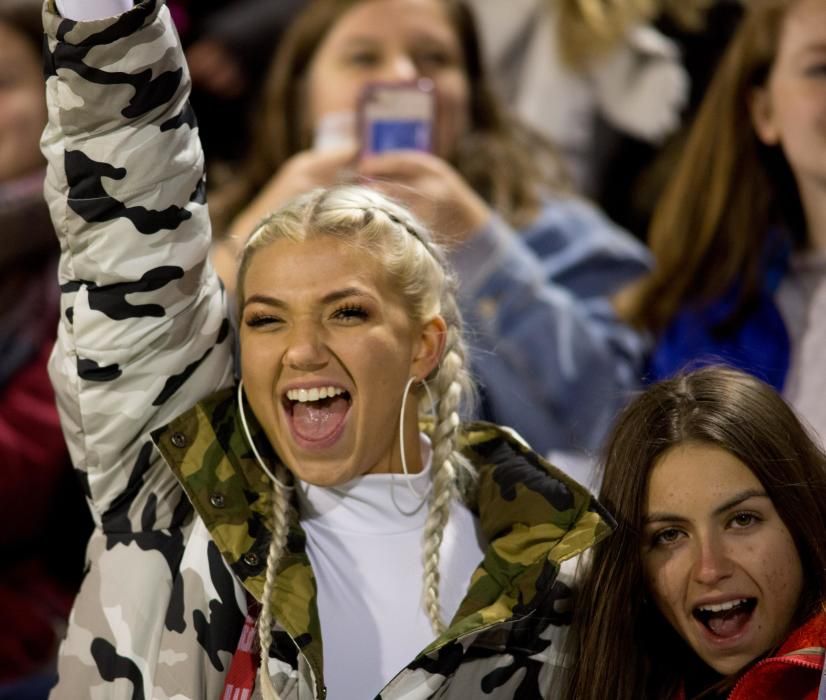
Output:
[643, 489, 770, 525]
[338, 35, 380, 47]
[242, 287, 374, 310]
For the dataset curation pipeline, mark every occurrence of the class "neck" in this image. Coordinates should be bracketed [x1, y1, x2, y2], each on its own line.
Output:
[800, 178, 826, 251]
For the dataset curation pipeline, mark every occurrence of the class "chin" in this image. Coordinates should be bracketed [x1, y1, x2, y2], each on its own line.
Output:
[289, 461, 354, 488]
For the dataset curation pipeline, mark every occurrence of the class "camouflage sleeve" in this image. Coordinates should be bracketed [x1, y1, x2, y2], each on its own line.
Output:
[41, 0, 239, 695]
[42, 0, 234, 534]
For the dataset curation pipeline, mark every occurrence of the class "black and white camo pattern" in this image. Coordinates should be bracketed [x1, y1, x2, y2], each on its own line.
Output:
[43, 1, 247, 696]
[42, 2, 581, 698]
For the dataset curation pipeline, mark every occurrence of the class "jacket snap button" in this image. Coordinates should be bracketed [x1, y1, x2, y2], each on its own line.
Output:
[170, 432, 187, 449]
[210, 493, 225, 509]
[243, 552, 260, 568]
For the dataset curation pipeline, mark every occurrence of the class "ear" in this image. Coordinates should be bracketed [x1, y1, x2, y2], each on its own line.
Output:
[749, 86, 780, 146]
[411, 315, 447, 381]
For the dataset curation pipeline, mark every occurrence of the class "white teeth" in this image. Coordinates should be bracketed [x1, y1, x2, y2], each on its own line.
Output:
[697, 598, 749, 613]
[286, 386, 345, 402]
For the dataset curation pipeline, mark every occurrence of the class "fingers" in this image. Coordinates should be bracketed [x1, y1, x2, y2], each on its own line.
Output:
[318, 145, 360, 168]
[357, 150, 441, 179]
[286, 146, 359, 180]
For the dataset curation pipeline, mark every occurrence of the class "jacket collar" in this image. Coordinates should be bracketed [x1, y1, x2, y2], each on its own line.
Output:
[772, 610, 826, 664]
[152, 387, 614, 689]
[675, 611, 826, 700]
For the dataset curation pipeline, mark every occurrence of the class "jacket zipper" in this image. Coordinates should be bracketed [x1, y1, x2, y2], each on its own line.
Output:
[379, 610, 537, 694]
[728, 655, 823, 698]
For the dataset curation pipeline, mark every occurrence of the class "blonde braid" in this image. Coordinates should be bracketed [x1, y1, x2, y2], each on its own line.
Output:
[237, 186, 479, 640]
[421, 329, 467, 635]
[257, 465, 292, 700]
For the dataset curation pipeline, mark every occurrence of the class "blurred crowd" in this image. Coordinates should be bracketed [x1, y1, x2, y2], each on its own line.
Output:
[4, 0, 826, 696]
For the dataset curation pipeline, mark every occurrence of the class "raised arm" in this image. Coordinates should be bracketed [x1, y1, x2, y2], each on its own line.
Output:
[42, 0, 236, 693]
[43, 0, 233, 530]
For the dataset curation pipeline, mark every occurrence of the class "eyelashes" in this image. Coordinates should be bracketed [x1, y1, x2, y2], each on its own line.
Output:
[331, 303, 369, 321]
[647, 511, 764, 549]
[244, 303, 370, 328]
[245, 313, 281, 328]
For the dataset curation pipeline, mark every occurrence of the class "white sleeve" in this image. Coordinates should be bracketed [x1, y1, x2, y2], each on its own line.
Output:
[55, 0, 133, 21]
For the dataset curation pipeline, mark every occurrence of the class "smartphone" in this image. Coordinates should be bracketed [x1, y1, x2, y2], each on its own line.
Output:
[358, 79, 436, 156]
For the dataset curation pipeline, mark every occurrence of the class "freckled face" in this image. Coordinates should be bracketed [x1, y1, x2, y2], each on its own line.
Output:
[641, 444, 804, 676]
[239, 236, 440, 486]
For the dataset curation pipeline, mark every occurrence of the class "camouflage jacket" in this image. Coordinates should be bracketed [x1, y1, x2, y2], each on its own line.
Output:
[42, 1, 612, 697]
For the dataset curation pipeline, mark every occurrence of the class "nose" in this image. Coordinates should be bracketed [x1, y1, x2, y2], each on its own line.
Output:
[282, 320, 329, 371]
[691, 533, 734, 585]
[380, 53, 419, 82]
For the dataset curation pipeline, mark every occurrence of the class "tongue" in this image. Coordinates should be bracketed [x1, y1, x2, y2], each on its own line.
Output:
[291, 396, 349, 441]
[707, 607, 751, 637]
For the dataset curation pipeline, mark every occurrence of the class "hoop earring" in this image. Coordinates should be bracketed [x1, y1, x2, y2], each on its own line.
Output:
[395, 376, 431, 503]
[237, 380, 293, 490]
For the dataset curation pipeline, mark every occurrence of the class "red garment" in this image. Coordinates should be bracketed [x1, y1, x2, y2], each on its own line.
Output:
[727, 613, 826, 700]
[0, 340, 85, 681]
[0, 341, 68, 544]
[676, 612, 826, 700]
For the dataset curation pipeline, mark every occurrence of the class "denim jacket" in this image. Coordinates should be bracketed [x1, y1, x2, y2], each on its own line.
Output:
[451, 201, 652, 455]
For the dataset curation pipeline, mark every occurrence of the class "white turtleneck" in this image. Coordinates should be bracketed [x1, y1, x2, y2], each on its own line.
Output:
[295, 436, 486, 700]
[51, 6, 489, 693]
[55, 0, 132, 21]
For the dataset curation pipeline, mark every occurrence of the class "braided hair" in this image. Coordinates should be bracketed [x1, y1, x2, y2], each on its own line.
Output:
[237, 186, 477, 695]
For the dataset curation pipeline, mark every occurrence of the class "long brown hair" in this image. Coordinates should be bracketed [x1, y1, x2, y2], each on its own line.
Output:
[565, 365, 826, 699]
[214, 0, 568, 234]
[625, 0, 804, 333]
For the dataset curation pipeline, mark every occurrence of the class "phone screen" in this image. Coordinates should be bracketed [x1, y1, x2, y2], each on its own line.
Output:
[359, 80, 435, 155]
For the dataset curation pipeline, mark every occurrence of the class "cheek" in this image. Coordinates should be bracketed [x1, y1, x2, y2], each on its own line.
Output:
[306, 67, 363, 126]
[0, 91, 45, 153]
[644, 556, 686, 622]
[239, 337, 278, 387]
[772, 89, 824, 140]
[761, 532, 804, 620]
[351, 332, 415, 409]
[434, 76, 470, 156]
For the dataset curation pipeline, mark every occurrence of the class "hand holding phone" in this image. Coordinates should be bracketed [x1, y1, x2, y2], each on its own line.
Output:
[358, 79, 436, 156]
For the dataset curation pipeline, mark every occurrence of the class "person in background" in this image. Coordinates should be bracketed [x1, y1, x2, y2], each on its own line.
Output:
[0, 1, 91, 698]
[618, 0, 826, 443]
[211, 0, 651, 465]
[43, 1, 613, 697]
[566, 365, 826, 699]
[468, 0, 710, 198]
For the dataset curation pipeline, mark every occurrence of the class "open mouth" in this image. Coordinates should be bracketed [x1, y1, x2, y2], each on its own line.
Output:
[693, 598, 757, 638]
[283, 385, 352, 444]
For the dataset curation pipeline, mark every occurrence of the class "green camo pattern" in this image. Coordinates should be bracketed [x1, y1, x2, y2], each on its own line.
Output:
[152, 387, 614, 693]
